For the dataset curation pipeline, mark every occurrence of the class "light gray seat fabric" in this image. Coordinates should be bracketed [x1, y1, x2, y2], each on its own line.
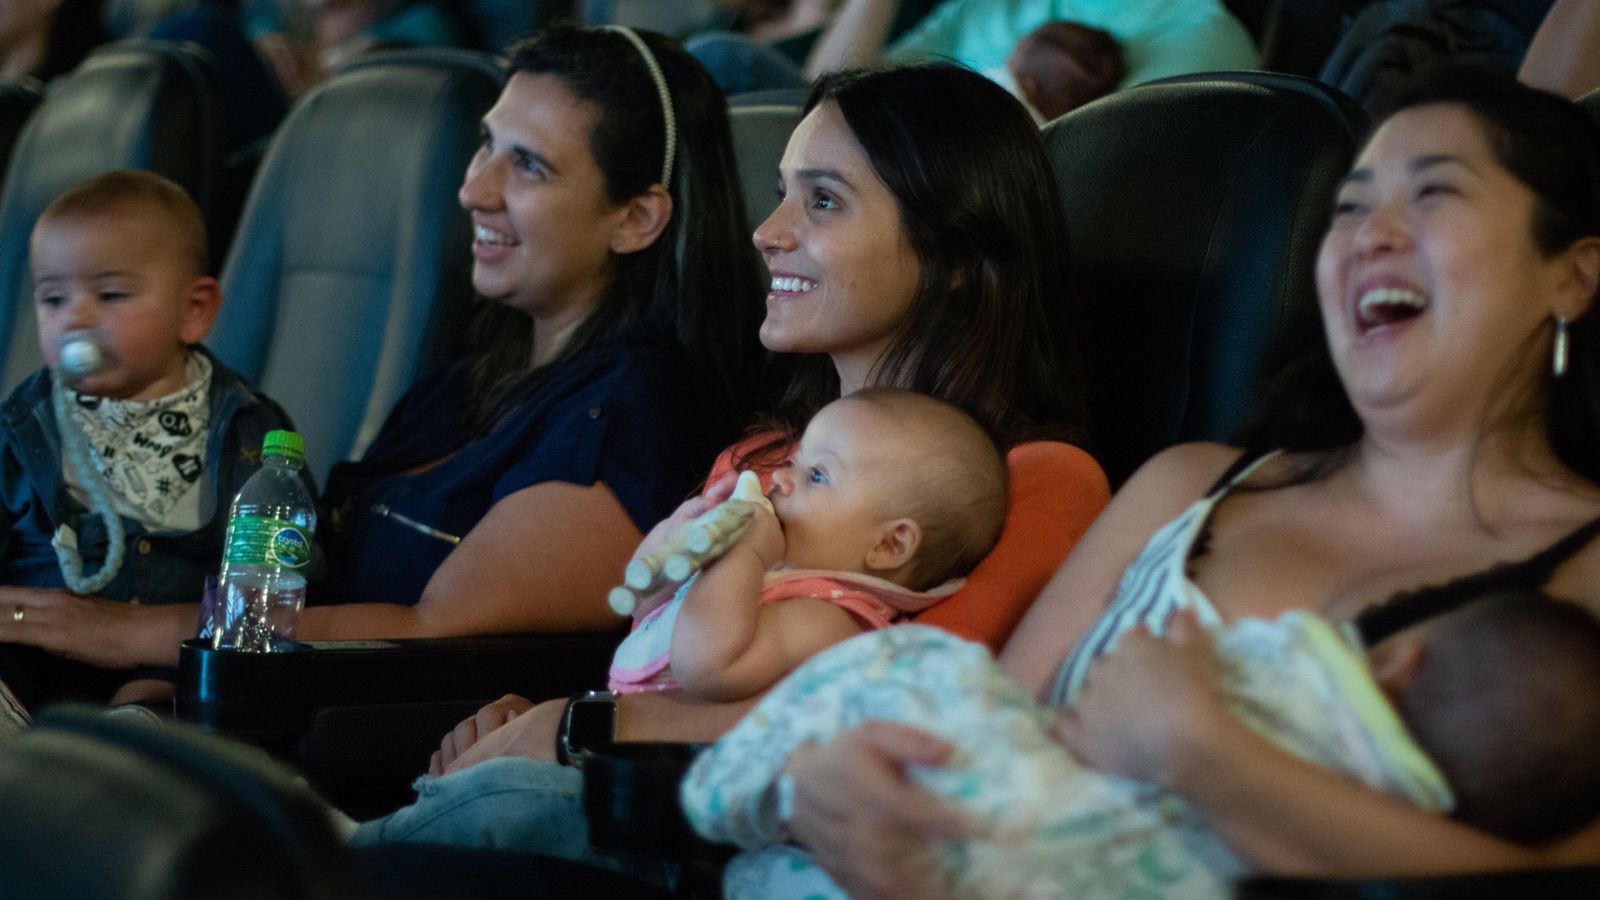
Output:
[0, 40, 224, 392]
[728, 91, 805, 233]
[582, 0, 716, 34]
[208, 49, 502, 483]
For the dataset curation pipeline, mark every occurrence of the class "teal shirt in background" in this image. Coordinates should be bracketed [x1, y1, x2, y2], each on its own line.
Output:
[888, 0, 1260, 88]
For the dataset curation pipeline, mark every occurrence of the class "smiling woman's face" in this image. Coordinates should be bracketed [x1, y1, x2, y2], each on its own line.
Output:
[752, 103, 923, 390]
[458, 72, 629, 325]
[1316, 102, 1580, 433]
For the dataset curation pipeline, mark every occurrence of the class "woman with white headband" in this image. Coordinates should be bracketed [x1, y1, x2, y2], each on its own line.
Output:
[0, 25, 765, 668]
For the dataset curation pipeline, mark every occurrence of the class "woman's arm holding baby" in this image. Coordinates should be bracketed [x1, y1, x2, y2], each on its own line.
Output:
[1056, 613, 1597, 875]
[671, 506, 860, 702]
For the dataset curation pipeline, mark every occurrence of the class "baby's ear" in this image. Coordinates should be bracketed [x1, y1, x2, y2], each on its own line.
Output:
[178, 276, 222, 345]
[865, 518, 921, 573]
[1369, 635, 1426, 704]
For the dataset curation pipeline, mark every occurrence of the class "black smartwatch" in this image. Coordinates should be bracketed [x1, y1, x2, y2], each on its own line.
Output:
[556, 690, 618, 766]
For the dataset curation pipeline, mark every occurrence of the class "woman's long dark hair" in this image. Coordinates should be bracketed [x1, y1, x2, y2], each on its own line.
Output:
[752, 63, 1088, 460]
[1235, 67, 1600, 486]
[468, 25, 765, 431]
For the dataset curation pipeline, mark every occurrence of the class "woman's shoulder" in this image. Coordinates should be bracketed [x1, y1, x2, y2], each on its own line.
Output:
[1128, 442, 1253, 493]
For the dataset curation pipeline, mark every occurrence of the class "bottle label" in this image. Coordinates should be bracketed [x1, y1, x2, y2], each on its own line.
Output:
[224, 517, 312, 568]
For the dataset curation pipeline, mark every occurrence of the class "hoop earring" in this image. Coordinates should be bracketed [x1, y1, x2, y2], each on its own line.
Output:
[1554, 315, 1570, 378]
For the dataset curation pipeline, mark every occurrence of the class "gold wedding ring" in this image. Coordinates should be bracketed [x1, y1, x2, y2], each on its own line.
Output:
[11, 605, 22, 623]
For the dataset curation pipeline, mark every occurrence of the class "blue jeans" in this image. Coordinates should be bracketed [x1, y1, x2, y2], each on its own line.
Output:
[350, 757, 676, 887]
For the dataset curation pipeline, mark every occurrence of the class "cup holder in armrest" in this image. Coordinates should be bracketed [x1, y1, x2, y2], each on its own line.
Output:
[581, 741, 731, 861]
[176, 631, 622, 815]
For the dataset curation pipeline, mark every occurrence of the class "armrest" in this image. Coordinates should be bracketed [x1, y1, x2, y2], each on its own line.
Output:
[1239, 868, 1600, 899]
[580, 739, 733, 883]
[176, 631, 622, 815]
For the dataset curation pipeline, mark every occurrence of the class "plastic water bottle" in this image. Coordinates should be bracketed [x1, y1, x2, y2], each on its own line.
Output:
[213, 430, 316, 652]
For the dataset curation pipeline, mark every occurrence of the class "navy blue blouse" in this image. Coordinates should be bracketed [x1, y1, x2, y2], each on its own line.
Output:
[315, 336, 741, 607]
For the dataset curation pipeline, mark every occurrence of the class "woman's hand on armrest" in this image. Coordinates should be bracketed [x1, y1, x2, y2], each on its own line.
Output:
[437, 681, 765, 776]
[429, 692, 537, 776]
[300, 480, 642, 640]
[787, 722, 977, 900]
[0, 586, 197, 669]
[444, 695, 567, 774]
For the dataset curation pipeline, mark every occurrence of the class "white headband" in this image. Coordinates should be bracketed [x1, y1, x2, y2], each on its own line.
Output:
[605, 25, 677, 187]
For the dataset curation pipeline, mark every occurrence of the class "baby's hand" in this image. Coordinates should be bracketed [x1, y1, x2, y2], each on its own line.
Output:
[625, 473, 739, 617]
[738, 502, 786, 571]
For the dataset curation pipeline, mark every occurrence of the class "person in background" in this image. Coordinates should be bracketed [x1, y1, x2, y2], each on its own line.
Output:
[1518, 0, 1600, 99]
[244, 0, 466, 98]
[0, 0, 105, 83]
[1002, 20, 1125, 123]
[805, 0, 1256, 88]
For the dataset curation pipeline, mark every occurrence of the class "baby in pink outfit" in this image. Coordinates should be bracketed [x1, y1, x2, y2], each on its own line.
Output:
[609, 388, 1007, 700]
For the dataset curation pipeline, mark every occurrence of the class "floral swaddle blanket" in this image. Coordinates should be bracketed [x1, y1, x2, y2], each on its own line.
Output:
[682, 617, 1452, 900]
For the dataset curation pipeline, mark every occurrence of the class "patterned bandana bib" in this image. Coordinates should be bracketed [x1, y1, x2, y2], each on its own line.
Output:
[63, 353, 212, 531]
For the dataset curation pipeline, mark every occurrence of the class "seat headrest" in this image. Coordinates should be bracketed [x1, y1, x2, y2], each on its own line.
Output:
[1046, 72, 1364, 486]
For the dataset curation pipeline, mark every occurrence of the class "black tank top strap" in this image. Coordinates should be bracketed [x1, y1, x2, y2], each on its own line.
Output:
[1355, 513, 1600, 645]
[1204, 448, 1273, 496]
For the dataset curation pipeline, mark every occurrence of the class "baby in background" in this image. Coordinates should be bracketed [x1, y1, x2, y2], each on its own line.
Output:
[0, 171, 295, 711]
[687, 589, 1600, 899]
[1003, 21, 1126, 123]
[610, 386, 1008, 701]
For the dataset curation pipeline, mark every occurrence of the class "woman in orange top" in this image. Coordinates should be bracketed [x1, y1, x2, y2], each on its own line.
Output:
[429, 62, 1109, 772]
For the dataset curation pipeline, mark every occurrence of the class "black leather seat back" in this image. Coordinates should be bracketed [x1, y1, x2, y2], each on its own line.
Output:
[209, 49, 502, 482]
[1044, 72, 1364, 486]
[0, 707, 355, 900]
[1251, 0, 1363, 77]
[0, 39, 224, 392]
[1577, 87, 1600, 128]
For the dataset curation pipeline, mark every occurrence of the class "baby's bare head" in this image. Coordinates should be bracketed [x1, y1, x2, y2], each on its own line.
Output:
[833, 388, 1007, 589]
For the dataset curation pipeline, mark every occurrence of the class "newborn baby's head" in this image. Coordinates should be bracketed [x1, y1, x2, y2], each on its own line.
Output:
[1372, 591, 1600, 844]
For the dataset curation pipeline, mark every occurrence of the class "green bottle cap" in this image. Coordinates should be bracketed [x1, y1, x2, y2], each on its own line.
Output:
[261, 430, 305, 463]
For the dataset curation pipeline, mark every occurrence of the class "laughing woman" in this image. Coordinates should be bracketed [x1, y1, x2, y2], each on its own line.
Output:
[783, 69, 1600, 899]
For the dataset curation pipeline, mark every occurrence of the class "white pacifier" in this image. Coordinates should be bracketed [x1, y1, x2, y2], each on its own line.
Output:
[57, 332, 106, 384]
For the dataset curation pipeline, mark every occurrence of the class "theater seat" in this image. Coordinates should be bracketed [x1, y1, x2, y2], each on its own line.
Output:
[1044, 72, 1365, 486]
[0, 39, 225, 392]
[0, 79, 41, 195]
[1239, 869, 1600, 899]
[581, 0, 714, 34]
[1249, 0, 1364, 77]
[1577, 87, 1600, 127]
[728, 90, 805, 233]
[0, 707, 672, 899]
[0, 706, 356, 900]
[208, 49, 501, 483]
